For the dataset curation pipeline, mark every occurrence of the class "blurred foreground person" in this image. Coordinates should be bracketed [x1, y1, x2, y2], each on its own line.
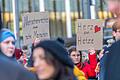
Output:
[0, 55, 37, 80]
[97, 18, 116, 80]
[104, 39, 120, 80]
[0, 28, 37, 80]
[68, 46, 97, 79]
[103, 0, 120, 79]
[108, 0, 120, 18]
[104, 20, 120, 80]
[30, 40, 77, 80]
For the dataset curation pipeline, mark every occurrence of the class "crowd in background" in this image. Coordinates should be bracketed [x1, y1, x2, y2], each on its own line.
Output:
[1, 0, 120, 80]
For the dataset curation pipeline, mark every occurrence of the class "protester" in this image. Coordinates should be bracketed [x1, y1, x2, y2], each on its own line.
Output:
[104, 20, 120, 80]
[0, 54, 37, 80]
[97, 18, 116, 80]
[68, 46, 97, 79]
[56, 37, 86, 80]
[0, 28, 17, 62]
[30, 40, 77, 80]
[0, 28, 37, 80]
[103, 0, 120, 80]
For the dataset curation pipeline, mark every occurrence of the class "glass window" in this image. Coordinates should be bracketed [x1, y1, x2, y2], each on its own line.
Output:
[70, 0, 77, 12]
[19, 0, 29, 12]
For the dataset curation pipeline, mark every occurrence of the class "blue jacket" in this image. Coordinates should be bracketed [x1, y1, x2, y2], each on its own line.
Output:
[104, 40, 120, 80]
[99, 46, 110, 80]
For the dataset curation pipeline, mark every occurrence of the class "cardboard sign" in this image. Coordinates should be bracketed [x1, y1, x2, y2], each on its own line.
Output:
[77, 19, 104, 50]
[22, 12, 50, 45]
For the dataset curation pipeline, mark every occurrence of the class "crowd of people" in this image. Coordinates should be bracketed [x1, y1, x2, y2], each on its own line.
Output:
[1, 0, 120, 80]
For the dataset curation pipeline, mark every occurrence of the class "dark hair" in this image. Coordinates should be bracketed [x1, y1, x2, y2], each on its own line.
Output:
[44, 48, 76, 80]
[30, 40, 77, 80]
[32, 47, 77, 80]
[68, 46, 82, 64]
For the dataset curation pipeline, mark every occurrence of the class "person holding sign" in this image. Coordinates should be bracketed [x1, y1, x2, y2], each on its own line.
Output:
[68, 46, 97, 79]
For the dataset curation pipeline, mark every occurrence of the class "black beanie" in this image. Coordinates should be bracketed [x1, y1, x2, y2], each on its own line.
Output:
[33, 40, 74, 68]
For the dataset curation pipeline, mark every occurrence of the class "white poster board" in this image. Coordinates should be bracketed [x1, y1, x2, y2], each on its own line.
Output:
[22, 12, 50, 45]
[77, 19, 104, 50]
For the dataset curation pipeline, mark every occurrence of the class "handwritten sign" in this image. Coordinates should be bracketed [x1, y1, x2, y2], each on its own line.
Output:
[22, 12, 50, 45]
[77, 19, 104, 50]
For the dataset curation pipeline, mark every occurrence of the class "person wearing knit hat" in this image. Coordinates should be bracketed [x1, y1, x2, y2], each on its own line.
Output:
[68, 46, 97, 79]
[30, 40, 77, 80]
[0, 28, 16, 58]
[0, 28, 38, 80]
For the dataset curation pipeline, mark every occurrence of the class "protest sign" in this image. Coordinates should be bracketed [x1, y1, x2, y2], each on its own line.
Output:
[22, 12, 50, 45]
[77, 19, 104, 50]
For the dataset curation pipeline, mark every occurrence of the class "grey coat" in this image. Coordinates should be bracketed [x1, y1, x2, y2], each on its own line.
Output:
[0, 52, 37, 80]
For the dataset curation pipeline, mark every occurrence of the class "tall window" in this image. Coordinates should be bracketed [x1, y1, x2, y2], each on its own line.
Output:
[44, 0, 66, 38]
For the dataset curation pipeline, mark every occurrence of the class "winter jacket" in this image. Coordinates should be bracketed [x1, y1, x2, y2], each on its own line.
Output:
[76, 53, 97, 79]
[0, 51, 37, 80]
[104, 40, 120, 80]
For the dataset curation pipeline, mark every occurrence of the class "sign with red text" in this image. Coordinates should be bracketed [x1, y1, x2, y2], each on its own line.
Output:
[22, 12, 50, 45]
[77, 19, 104, 50]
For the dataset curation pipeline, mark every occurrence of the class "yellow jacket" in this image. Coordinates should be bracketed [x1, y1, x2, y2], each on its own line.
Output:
[74, 66, 87, 80]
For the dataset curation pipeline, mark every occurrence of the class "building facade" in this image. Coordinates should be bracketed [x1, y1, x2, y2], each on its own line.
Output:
[0, 0, 113, 39]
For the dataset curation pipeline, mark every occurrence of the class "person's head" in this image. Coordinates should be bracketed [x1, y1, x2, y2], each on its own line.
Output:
[108, 0, 120, 17]
[31, 40, 74, 80]
[68, 46, 82, 65]
[0, 28, 16, 57]
[112, 20, 120, 41]
[104, 18, 116, 28]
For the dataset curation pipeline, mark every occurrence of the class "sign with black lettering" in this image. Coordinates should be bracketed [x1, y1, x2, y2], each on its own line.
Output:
[22, 12, 50, 45]
[77, 19, 104, 50]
